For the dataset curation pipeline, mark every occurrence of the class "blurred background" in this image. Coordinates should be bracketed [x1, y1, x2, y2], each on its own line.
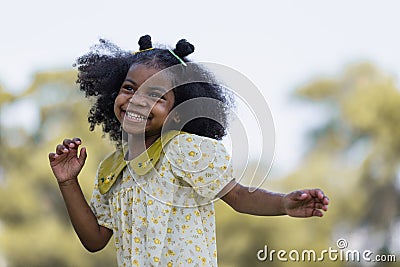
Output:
[1, 0, 399, 266]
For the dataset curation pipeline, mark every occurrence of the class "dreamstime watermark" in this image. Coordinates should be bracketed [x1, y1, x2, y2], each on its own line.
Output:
[257, 238, 397, 263]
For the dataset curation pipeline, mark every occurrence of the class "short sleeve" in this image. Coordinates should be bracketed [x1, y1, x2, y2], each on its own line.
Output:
[90, 172, 114, 230]
[166, 133, 234, 201]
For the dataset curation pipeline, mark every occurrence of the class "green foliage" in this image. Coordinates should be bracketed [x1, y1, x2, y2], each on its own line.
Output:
[0, 88, 15, 104]
[292, 62, 400, 265]
[215, 62, 400, 267]
[296, 78, 341, 101]
[1, 62, 399, 267]
[0, 71, 116, 267]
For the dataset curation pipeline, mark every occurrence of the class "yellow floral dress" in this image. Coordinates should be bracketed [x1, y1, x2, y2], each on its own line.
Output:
[90, 132, 234, 267]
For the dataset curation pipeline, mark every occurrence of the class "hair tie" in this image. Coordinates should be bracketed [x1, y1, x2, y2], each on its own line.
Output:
[168, 49, 187, 66]
[132, 48, 154, 55]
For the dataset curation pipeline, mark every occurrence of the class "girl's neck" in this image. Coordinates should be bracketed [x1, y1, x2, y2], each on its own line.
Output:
[127, 133, 161, 160]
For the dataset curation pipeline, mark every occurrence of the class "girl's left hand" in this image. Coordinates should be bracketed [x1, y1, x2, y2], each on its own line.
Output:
[283, 189, 329, 218]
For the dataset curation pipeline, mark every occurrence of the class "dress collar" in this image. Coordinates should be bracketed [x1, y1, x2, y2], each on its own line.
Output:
[98, 130, 182, 194]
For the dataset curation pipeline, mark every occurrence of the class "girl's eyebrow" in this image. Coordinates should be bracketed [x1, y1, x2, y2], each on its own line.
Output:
[124, 78, 137, 85]
[148, 86, 167, 93]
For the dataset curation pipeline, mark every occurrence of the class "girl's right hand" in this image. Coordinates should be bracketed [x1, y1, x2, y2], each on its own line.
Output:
[48, 138, 87, 184]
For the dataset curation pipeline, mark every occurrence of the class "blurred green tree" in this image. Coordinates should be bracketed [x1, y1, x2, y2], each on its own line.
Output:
[1, 62, 399, 267]
[292, 62, 400, 266]
[0, 71, 116, 267]
[216, 62, 399, 267]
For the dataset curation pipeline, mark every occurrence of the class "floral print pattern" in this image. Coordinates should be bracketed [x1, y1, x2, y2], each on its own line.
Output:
[90, 133, 234, 266]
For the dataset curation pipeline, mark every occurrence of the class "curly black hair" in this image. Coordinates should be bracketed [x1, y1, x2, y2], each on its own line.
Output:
[74, 35, 235, 147]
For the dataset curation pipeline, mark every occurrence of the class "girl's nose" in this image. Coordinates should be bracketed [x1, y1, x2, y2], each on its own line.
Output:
[129, 94, 148, 106]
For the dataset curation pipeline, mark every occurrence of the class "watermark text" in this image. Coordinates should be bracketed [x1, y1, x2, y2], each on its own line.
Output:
[257, 238, 397, 263]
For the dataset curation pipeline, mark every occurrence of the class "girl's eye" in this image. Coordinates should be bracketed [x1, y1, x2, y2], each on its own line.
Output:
[122, 85, 136, 92]
[148, 91, 167, 100]
[149, 92, 163, 99]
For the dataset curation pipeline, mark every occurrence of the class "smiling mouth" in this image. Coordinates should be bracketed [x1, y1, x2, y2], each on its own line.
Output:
[125, 111, 148, 122]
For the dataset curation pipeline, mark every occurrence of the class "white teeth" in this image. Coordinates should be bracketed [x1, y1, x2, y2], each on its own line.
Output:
[126, 111, 147, 121]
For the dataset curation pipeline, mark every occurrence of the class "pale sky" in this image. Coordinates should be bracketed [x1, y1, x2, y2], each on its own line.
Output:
[1, 0, 400, 174]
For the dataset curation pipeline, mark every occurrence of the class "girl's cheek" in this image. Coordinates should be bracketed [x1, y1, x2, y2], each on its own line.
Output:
[113, 102, 122, 122]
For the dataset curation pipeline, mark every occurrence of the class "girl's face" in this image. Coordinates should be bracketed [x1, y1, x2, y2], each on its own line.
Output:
[114, 64, 176, 138]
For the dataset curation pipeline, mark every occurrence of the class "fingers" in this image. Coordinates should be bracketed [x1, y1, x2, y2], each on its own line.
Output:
[289, 190, 308, 201]
[314, 189, 330, 206]
[290, 189, 330, 205]
[310, 189, 329, 216]
[50, 138, 83, 158]
[306, 188, 324, 199]
[78, 147, 88, 166]
[314, 202, 328, 212]
[312, 209, 324, 217]
[303, 189, 330, 204]
[63, 138, 82, 150]
[48, 152, 57, 162]
[56, 144, 68, 155]
[290, 188, 330, 218]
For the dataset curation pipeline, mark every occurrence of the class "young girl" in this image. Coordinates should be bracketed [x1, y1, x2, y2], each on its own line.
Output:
[49, 35, 329, 267]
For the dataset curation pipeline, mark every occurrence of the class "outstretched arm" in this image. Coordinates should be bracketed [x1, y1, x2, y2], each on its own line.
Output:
[49, 138, 112, 252]
[220, 181, 329, 217]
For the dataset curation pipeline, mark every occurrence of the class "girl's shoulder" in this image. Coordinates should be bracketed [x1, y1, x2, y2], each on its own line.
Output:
[165, 132, 230, 168]
[167, 132, 223, 152]
[171, 131, 221, 143]
[165, 132, 234, 201]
